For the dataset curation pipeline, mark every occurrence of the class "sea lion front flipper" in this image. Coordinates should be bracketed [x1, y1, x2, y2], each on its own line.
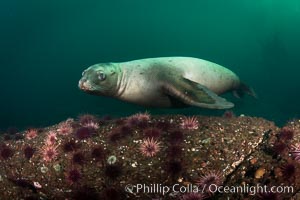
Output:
[162, 77, 234, 109]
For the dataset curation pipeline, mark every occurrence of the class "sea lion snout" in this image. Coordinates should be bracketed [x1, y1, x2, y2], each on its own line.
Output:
[78, 67, 96, 92]
[78, 78, 91, 91]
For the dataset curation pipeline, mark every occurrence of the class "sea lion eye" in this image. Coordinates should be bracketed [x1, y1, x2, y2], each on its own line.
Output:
[98, 72, 106, 81]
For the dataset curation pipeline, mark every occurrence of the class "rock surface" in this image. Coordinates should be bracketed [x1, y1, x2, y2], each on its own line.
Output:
[0, 114, 299, 199]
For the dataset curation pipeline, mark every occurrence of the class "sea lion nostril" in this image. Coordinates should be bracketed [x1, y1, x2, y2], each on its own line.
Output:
[78, 80, 83, 88]
[78, 79, 86, 89]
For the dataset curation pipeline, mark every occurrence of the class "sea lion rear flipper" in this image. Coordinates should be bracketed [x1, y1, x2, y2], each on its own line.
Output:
[233, 82, 257, 99]
[163, 77, 234, 109]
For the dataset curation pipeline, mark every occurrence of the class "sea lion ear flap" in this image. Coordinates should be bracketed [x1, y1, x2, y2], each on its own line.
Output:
[110, 71, 116, 75]
[162, 77, 234, 109]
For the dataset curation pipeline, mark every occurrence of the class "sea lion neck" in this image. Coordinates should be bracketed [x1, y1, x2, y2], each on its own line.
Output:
[114, 62, 128, 98]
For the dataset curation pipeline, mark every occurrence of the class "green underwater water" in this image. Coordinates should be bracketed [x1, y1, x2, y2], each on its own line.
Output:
[0, 0, 300, 131]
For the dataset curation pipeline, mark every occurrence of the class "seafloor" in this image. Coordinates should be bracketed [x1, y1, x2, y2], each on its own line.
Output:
[0, 113, 300, 200]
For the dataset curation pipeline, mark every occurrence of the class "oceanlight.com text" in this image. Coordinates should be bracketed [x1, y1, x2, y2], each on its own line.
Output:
[124, 183, 294, 196]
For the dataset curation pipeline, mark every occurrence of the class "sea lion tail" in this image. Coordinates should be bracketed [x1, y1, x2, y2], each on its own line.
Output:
[233, 82, 257, 99]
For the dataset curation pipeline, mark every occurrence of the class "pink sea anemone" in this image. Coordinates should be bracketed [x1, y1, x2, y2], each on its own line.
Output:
[139, 138, 160, 157]
[180, 116, 199, 130]
[78, 114, 98, 126]
[40, 144, 59, 162]
[126, 112, 151, 127]
[25, 129, 38, 140]
[196, 170, 223, 195]
[290, 143, 300, 162]
[57, 120, 73, 135]
[44, 131, 57, 146]
[132, 112, 150, 121]
[82, 121, 99, 130]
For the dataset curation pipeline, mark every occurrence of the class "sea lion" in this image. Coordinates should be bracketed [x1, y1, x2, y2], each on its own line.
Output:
[78, 57, 255, 109]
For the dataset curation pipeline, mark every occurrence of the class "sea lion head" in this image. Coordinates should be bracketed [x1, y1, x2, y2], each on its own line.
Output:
[78, 63, 120, 96]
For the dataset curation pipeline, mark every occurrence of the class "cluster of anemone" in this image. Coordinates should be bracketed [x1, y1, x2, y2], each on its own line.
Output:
[25, 128, 38, 140]
[180, 116, 199, 130]
[40, 131, 59, 162]
[74, 114, 100, 140]
[5, 113, 300, 200]
[125, 113, 188, 178]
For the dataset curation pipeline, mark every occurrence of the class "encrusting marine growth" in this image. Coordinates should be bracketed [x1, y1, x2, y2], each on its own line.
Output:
[0, 112, 300, 199]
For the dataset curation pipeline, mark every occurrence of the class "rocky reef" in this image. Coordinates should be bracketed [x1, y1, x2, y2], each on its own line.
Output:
[0, 113, 299, 200]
